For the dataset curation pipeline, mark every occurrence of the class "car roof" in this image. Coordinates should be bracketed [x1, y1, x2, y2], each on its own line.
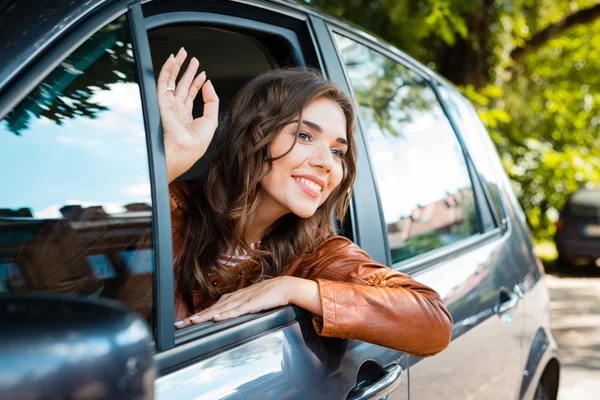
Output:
[0, 0, 445, 93]
[569, 189, 600, 207]
[0, 0, 117, 91]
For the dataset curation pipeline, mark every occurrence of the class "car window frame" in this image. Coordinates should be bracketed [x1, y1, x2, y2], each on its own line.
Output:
[0, 0, 174, 348]
[429, 82, 498, 233]
[434, 83, 510, 229]
[129, 4, 175, 352]
[432, 82, 517, 247]
[136, 3, 338, 374]
[0, 0, 180, 348]
[0, 0, 360, 372]
[324, 22, 502, 274]
[307, 15, 390, 266]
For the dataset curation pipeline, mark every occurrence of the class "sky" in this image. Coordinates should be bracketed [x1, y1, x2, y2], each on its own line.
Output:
[0, 82, 152, 218]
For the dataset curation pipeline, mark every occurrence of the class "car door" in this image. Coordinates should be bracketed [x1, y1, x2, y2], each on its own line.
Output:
[328, 25, 527, 399]
[0, 3, 159, 397]
[136, 2, 408, 399]
[0, 1, 408, 398]
[437, 84, 539, 398]
[0, 1, 157, 342]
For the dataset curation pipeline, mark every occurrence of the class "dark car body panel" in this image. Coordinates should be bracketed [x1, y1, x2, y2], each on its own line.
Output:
[555, 189, 600, 263]
[0, 0, 112, 91]
[0, 295, 155, 399]
[0, 0, 560, 399]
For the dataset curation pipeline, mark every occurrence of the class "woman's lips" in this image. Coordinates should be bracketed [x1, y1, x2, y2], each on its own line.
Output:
[293, 177, 321, 198]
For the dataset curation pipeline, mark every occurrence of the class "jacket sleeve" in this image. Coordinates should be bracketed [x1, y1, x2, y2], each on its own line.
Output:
[289, 235, 453, 357]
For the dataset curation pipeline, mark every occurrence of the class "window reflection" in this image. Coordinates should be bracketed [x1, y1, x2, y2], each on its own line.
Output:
[336, 35, 480, 263]
[437, 84, 505, 223]
[0, 16, 153, 322]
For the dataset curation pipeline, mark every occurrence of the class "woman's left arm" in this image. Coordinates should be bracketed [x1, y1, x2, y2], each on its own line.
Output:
[177, 236, 452, 357]
[288, 235, 453, 357]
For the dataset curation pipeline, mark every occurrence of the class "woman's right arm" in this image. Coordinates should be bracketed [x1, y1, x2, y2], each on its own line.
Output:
[157, 48, 219, 319]
[157, 47, 220, 183]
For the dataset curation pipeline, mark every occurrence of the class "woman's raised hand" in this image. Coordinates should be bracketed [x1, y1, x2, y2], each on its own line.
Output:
[157, 47, 219, 183]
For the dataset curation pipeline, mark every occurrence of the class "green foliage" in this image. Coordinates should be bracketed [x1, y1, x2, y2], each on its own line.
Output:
[498, 17, 600, 240]
[306, 0, 600, 242]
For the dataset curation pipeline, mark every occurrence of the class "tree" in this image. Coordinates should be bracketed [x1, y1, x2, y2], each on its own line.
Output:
[4, 18, 134, 135]
[510, 3, 600, 63]
[307, 0, 600, 241]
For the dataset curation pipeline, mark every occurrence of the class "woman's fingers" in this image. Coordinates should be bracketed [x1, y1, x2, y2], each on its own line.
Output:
[177, 281, 281, 328]
[165, 48, 186, 91]
[212, 303, 252, 321]
[177, 297, 251, 328]
[174, 318, 192, 330]
[174, 47, 187, 65]
[157, 48, 212, 123]
[157, 54, 175, 93]
[175, 57, 199, 100]
[189, 296, 249, 325]
[185, 71, 206, 111]
[201, 80, 219, 126]
[166, 61, 181, 93]
[175, 301, 227, 328]
[188, 307, 223, 324]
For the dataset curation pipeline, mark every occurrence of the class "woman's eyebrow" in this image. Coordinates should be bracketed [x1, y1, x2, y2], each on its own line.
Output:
[289, 119, 348, 146]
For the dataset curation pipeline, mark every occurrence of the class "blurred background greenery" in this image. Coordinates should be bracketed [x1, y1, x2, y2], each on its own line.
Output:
[306, 0, 600, 261]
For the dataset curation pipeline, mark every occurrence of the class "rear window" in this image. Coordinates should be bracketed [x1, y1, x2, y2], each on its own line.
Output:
[334, 34, 481, 264]
[566, 191, 600, 217]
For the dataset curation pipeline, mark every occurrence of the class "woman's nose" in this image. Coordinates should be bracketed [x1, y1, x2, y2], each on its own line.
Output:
[309, 144, 334, 171]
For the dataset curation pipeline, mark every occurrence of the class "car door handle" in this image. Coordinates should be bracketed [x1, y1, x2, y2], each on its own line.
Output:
[494, 285, 522, 316]
[346, 363, 404, 400]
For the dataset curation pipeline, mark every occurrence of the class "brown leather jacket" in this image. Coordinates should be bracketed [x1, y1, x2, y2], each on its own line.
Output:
[171, 190, 453, 357]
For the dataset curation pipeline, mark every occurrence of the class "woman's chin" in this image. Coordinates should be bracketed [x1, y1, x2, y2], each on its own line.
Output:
[291, 206, 318, 219]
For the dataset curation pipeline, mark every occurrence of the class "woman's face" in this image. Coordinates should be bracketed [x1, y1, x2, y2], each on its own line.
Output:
[259, 97, 348, 219]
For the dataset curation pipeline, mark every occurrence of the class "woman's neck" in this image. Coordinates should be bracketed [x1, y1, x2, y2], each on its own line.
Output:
[245, 195, 290, 243]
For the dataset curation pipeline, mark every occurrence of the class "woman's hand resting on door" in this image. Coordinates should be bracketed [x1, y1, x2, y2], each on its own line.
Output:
[174, 276, 324, 329]
[157, 47, 219, 183]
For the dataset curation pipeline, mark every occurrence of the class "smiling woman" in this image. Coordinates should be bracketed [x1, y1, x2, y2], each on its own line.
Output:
[160, 48, 453, 355]
[258, 98, 348, 221]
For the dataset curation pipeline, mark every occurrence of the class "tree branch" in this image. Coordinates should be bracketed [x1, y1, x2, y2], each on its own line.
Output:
[511, 3, 600, 62]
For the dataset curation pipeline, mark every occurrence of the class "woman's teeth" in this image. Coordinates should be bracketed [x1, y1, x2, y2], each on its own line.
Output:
[294, 177, 322, 192]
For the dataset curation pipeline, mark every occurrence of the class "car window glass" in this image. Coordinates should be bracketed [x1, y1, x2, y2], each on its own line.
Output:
[437, 84, 505, 224]
[334, 34, 481, 264]
[0, 15, 154, 324]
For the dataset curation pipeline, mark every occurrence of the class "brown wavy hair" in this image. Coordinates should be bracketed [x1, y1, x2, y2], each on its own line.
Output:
[174, 68, 357, 309]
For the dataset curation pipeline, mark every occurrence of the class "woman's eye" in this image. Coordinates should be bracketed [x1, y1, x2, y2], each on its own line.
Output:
[331, 148, 346, 159]
[297, 132, 312, 142]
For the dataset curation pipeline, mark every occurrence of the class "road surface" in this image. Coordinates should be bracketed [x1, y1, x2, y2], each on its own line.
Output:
[545, 274, 600, 400]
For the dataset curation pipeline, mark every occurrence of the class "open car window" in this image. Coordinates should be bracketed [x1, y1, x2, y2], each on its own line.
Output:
[148, 25, 286, 181]
[145, 15, 316, 343]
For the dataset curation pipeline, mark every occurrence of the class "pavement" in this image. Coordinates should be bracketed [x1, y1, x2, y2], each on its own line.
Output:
[545, 273, 600, 400]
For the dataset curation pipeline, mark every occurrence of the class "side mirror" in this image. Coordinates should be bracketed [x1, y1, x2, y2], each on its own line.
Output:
[0, 295, 155, 399]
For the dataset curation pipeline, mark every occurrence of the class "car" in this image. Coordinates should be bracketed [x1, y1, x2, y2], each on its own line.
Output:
[0, 0, 560, 399]
[555, 188, 600, 271]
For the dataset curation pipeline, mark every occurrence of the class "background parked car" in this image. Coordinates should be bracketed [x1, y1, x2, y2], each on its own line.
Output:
[0, 0, 560, 399]
[555, 188, 600, 271]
